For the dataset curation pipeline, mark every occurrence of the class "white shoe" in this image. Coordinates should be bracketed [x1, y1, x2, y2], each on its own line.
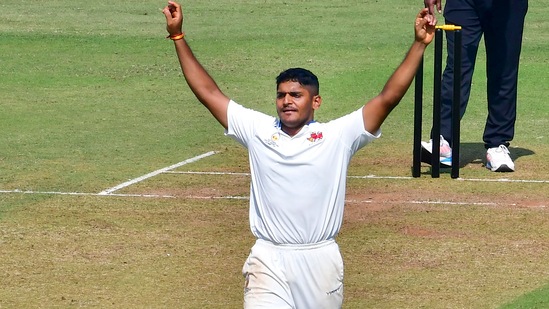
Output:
[486, 145, 515, 172]
[421, 135, 452, 167]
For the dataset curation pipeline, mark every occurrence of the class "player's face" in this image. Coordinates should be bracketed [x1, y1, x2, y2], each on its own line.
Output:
[276, 81, 321, 136]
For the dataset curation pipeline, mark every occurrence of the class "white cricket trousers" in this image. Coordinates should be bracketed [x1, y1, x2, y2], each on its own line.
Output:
[242, 239, 344, 309]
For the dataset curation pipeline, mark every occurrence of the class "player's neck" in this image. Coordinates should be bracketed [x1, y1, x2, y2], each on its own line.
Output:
[281, 119, 316, 137]
[281, 125, 302, 137]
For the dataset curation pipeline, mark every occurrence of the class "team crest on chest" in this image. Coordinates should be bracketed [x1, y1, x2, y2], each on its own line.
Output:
[307, 131, 323, 143]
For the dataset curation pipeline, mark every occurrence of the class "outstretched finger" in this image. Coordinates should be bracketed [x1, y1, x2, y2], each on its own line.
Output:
[426, 3, 435, 15]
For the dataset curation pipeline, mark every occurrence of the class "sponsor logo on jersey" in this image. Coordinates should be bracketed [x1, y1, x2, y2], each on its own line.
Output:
[263, 133, 280, 147]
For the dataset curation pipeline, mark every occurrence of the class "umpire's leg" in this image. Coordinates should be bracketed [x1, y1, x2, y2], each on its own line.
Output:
[482, 0, 528, 149]
[438, 0, 483, 145]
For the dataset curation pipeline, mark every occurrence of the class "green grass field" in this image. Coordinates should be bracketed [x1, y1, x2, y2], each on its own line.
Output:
[1, 0, 548, 308]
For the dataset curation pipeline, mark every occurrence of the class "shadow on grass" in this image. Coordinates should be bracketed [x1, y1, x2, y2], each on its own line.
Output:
[458, 142, 535, 168]
[417, 142, 536, 175]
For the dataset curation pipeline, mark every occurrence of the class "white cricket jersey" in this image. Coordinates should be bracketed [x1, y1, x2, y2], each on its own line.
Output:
[226, 100, 380, 245]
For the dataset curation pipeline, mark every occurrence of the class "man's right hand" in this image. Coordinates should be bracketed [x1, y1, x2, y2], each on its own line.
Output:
[163, 1, 183, 37]
[424, 0, 441, 26]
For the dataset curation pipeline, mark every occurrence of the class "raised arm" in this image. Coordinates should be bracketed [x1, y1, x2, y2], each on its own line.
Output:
[361, 8, 435, 134]
[163, 1, 229, 129]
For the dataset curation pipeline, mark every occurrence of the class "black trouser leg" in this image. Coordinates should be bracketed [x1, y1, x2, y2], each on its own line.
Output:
[482, 0, 528, 148]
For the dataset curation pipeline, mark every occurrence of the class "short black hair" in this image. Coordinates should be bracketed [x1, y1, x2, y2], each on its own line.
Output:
[276, 68, 319, 96]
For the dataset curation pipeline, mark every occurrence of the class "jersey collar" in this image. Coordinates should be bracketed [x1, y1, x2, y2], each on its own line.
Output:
[275, 119, 316, 129]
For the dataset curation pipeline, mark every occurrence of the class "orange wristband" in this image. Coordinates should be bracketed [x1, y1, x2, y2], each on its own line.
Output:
[167, 33, 185, 41]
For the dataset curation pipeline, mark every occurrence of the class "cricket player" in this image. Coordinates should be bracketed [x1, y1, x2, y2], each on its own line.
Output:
[162, 2, 435, 308]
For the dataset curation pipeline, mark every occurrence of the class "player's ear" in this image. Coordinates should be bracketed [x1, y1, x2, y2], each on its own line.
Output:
[312, 95, 322, 110]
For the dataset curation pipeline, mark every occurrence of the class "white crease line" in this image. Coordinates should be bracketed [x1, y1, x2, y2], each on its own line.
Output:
[0, 189, 94, 196]
[349, 175, 413, 180]
[166, 171, 251, 176]
[185, 195, 250, 200]
[165, 171, 548, 184]
[104, 193, 175, 198]
[345, 199, 373, 203]
[410, 200, 510, 206]
[458, 178, 549, 184]
[1, 190, 544, 207]
[184, 196, 542, 207]
[170, 171, 413, 180]
[0, 189, 174, 198]
[348, 199, 511, 206]
[98, 151, 217, 195]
